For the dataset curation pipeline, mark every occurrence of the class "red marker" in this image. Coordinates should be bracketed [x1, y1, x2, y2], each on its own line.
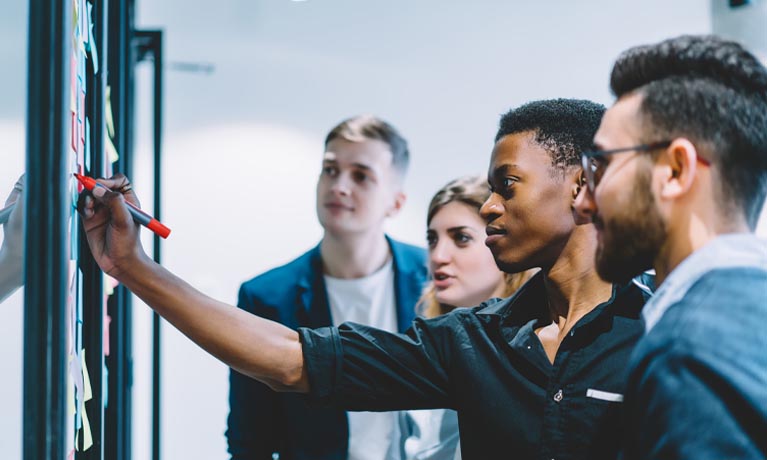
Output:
[74, 173, 171, 239]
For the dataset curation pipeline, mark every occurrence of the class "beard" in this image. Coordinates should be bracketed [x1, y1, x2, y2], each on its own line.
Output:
[595, 168, 666, 284]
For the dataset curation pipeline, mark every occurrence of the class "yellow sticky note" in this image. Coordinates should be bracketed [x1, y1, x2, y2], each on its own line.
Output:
[77, 403, 93, 451]
[72, 0, 78, 30]
[105, 86, 115, 138]
[104, 273, 114, 296]
[81, 349, 93, 401]
[82, 406, 93, 450]
[106, 136, 119, 163]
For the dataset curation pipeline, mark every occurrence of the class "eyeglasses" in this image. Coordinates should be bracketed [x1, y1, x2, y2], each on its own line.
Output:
[580, 140, 711, 192]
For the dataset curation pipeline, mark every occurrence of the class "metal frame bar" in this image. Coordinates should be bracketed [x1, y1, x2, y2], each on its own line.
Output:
[24, 0, 71, 458]
[104, 1, 135, 459]
[78, 0, 109, 457]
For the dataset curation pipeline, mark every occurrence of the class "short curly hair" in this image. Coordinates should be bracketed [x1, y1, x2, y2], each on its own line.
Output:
[610, 35, 767, 229]
[495, 99, 606, 173]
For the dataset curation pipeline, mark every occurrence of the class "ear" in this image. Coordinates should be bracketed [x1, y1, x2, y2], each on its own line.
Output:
[658, 138, 702, 201]
[570, 168, 591, 225]
[386, 191, 407, 218]
[568, 166, 585, 203]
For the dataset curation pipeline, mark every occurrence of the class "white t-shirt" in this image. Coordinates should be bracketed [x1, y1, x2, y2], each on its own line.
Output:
[324, 259, 398, 460]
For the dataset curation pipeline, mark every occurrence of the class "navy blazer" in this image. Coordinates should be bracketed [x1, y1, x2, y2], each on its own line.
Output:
[227, 236, 427, 460]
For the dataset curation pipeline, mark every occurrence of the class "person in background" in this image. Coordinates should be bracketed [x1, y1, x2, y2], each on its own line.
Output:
[386, 176, 537, 460]
[226, 115, 428, 460]
[0, 174, 25, 303]
[574, 34, 767, 459]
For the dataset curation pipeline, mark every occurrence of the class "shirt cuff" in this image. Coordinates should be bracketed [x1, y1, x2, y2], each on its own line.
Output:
[298, 326, 343, 403]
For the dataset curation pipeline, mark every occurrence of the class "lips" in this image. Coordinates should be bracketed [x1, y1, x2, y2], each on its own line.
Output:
[433, 271, 454, 289]
[325, 202, 353, 211]
[484, 226, 506, 246]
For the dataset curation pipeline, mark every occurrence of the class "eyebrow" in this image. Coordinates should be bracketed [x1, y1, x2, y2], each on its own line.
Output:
[488, 163, 521, 181]
[493, 164, 520, 174]
[322, 159, 376, 174]
[428, 226, 480, 234]
[448, 226, 479, 233]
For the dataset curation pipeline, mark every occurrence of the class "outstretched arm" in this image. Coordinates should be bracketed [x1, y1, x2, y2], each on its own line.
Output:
[78, 174, 308, 392]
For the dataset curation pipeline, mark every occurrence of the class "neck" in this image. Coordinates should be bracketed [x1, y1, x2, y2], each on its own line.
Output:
[654, 208, 750, 285]
[320, 230, 391, 279]
[542, 225, 613, 331]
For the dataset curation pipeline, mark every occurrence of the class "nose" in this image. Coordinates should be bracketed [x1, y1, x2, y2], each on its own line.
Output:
[479, 193, 502, 224]
[330, 173, 351, 197]
[573, 186, 597, 224]
[430, 238, 452, 268]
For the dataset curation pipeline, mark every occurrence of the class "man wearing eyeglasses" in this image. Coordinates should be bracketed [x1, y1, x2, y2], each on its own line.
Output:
[575, 35, 767, 459]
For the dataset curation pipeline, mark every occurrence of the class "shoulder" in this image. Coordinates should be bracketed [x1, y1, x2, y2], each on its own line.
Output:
[635, 267, 767, 376]
[418, 298, 511, 331]
[388, 237, 427, 264]
[238, 247, 320, 304]
[656, 267, 767, 335]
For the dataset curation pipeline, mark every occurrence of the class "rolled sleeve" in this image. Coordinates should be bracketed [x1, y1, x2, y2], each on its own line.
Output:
[298, 326, 342, 402]
[299, 318, 453, 412]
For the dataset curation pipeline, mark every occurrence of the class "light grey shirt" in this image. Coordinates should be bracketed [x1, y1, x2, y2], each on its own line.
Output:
[642, 233, 767, 332]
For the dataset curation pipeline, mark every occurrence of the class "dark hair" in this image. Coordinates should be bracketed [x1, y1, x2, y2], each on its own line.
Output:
[495, 99, 606, 172]
[325, 115, 410, 178]
[610, 35, 767, 229]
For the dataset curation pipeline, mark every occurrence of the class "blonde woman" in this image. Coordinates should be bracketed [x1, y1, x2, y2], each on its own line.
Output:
[387, 176, 537, 460]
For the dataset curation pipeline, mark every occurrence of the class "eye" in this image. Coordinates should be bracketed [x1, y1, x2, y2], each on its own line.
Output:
[352, 170, 368, 183]
[502, 177, 517, 189]
[426, 232, 437, 248]
[453, 232, 472, 247]
[322, 165, 338, 176]
[589, 156, 608, 184]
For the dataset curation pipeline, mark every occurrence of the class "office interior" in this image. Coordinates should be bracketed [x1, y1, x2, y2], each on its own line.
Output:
[0, 1, 765, 458]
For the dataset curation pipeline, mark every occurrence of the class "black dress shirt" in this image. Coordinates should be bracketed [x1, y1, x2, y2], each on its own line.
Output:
[299, 273, 650, 460]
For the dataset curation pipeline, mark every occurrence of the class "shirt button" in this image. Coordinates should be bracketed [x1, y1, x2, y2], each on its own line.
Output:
[553, 389, 563, 402]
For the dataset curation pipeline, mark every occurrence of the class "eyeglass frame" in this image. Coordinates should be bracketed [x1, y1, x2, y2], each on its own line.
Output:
[580, 140, 711, 193]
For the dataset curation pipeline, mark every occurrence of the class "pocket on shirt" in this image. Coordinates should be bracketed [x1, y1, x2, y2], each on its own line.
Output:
[586, 388, 624, 402]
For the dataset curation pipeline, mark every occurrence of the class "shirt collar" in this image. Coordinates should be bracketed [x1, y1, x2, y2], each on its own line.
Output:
[475, 271, 547, 325]
[642, 233, 767, 332]
[476, 271, 641, 327]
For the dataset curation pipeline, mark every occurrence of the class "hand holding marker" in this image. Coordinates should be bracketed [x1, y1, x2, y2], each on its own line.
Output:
[74, 173, 171, 239]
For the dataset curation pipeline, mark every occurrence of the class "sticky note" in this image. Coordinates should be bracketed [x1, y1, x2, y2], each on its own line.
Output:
[81, 349, 93, 401]
[105, 86, 115, 138]
[106, 136, 119, 163]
